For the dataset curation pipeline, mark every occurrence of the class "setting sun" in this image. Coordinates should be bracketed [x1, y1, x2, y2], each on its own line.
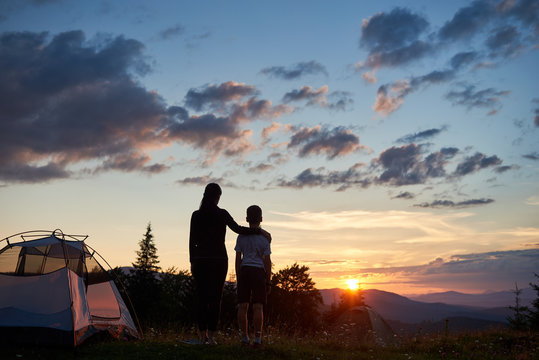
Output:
[345, 279, 360, 291]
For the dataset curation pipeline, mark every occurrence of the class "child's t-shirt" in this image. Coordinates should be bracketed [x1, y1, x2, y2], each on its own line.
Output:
[234, 234, 271, 269]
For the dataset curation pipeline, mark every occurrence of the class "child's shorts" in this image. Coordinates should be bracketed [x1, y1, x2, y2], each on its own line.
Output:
[237, 266, 267, 305]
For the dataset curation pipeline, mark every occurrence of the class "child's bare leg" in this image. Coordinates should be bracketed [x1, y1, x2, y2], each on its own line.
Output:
[252, 303, 264, 343]
[237, 303, 250, 342]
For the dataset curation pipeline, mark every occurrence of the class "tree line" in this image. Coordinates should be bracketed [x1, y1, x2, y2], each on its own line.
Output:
[110, 223, 358, 333]
[111, 223, 538, 333]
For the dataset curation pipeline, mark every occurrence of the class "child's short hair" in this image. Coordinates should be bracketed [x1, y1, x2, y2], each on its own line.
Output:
[246, 205, 262, 223]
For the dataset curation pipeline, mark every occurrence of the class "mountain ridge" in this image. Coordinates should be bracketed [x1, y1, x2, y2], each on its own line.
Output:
[318, 288, 520, 325]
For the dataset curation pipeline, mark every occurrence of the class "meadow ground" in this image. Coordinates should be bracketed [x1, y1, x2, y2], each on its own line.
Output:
[2, 328, 537, 360]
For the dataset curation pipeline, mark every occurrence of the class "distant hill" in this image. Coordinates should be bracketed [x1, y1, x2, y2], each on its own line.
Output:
[408, 288, 534, 308]
[388, 316, 507, 336]
[318, 288, 511, 325]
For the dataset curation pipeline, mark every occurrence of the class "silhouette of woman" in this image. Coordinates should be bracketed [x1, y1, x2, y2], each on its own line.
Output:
[189, 183, 271, 344]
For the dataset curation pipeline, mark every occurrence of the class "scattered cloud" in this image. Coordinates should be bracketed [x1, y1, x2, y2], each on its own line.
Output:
[287, 126, 366, 159]
[523, 152, 539, 160]
[494, 164, 520, 173]
[396, 126, 448, 144]
[486, 25, 525, 58]
[392, 191, 416, 200]
[158, 23, 185, 40]
[453, 152, 503, 176]
[350, 249, 539, 293]
[283, 85, 328, 106]
[176, 174, 236, 188]
[359, 7, 432, 70]
[374, 70, 456, 115]
[0, 30, 169, 183]
[248, 163, 274, 173]
[259, 60, 328, 80]
[446, 83, 510, 115]
[374, 144, 458, 186]
[277, 145, 505, 192]
[282, 86, 354, 111]
[276, 164, 370, 191]
[184, 81, 257, 112]
[526, 195, 539, 206]
[437, 0, 494, 42]
[450, 51, 479, 69]
[414, 198, 495, 208]
[327, 91, 354, 111]
[363, 0, 537, 116]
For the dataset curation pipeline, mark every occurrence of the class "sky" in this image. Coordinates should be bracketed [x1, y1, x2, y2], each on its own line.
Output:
[1, 0, 538, 295]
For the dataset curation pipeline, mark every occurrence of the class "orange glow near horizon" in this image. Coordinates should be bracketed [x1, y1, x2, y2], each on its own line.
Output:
[345, 279, 360, 291]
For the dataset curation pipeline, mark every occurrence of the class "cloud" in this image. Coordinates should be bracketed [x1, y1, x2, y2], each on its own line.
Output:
[450, 51, 480, 69]
[158, 23, 185, 40]
[523, 152, 539, 160]
[374, 144, 459, 186]
[176, 174, 237, 188]
[373, 82, 406, 115]
[0, 30, 296, 183]
[282, 85, 328, 105]
[415, 198, 495, 208]
[327, 91, 354, 111]
[365, 0, 538, 116]
[259, 60, 328, 80]
[276, 164, 371, 191]
[282, 86, 354, 111]
[392, 191, 416, 200]
[261, 122, 282, 142]
[526, 195, 539, 206]
[287, 126, 366, 159]
[166, 112, 254, 163]
[97, 152, 170, 174]
[359, 7, 432, 70]
[446, 83, 510, 115]
[229, 97, 293, 124]
[374, 70, 455, 115]
[494, 164, 520, 173]
[503, 0, 539, 33]
[361, 8, 429, 52]
[184, 81, 258, 112]
[437, 0, 495, 42]
[353, 249, 539, 293]
[277, 145, 504, 191]
[396, 126, 448, 144]
[453, 152, 503, 176]
[248, 163, 274, 173]
[268, 207, 539, 291]
[0, 31, 174, 183]
[486, 25, 525, 58]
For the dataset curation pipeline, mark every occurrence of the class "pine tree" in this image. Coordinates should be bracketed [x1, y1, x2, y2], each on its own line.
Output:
[508, 282, 529, 330]
[129, 222, 161, 326]
[132, 222, 161, 273]
[527, 273, 539, 330]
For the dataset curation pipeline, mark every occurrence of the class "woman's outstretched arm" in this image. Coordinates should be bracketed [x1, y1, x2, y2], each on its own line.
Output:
[224, 210, 272, 242]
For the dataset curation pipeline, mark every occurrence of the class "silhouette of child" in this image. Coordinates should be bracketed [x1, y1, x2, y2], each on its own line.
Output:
[235, 205, 272, 347]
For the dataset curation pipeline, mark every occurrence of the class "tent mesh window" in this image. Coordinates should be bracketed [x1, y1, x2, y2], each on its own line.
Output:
[0, 247, 20, 275]
[0, 241, 84, 276]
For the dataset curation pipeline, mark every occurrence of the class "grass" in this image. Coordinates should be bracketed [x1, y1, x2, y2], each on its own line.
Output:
[2, 328, 537, 360]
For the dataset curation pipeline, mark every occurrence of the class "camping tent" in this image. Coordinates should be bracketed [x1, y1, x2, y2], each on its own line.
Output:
[0, 230, 140, 347]
[335, 305, 395, 345]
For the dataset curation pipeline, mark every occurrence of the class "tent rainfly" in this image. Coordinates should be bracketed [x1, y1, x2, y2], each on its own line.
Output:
[0, 230, 140, 347]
